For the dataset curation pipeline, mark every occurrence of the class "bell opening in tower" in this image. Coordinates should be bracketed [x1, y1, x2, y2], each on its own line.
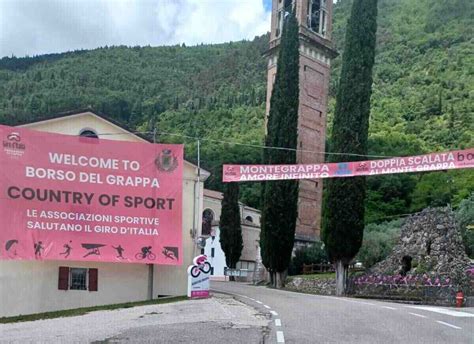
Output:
[307, 0, 328, 36]
[277, 0, 294, 37]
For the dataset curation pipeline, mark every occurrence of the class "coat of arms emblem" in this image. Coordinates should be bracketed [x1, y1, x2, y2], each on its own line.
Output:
[155, 149, 178, 172]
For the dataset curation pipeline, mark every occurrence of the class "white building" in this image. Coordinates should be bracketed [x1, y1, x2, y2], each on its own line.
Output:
[0, 109, 210, 318]
[202, 189, 264, 282]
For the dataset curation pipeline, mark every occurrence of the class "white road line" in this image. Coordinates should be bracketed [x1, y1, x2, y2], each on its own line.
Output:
[248, 298, 256, 301]
[276, 331, 285, 343]
[270, 310, 279, 316]
[275, 319, 282, 327]
[264, 305, 271, 309]
[408, 306, 474, 318]
[339, 298, 376, 306]
[256, 301, 263, 304]
[382, 306, 397, 310]
[408, 312, 427, 318]
[437, 321, 462, 330]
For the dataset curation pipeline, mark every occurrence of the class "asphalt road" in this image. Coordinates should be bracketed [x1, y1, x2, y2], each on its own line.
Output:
[212, 281, 474, 344]
[0, 294, 270, 343]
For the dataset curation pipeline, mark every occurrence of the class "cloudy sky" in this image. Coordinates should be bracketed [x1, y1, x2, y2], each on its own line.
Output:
[0, 0, 272, 58]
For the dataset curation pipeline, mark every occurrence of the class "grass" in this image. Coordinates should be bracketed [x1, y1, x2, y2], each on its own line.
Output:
[289, 272, 336, 280]
[0, 295, 187, 324]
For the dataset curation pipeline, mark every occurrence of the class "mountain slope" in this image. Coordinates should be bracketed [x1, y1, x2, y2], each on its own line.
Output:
[0, 0, 472, 216]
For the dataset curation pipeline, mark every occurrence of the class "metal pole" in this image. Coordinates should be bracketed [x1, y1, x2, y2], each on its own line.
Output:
[192, 139, 201, 259]
[148, 126, 157, 300]
[197, 139, 201, 179]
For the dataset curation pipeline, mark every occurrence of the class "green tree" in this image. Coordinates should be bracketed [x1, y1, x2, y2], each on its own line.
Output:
[356, 219, 403, 268]
[322, 0, 378, 295]
[455, 193, 474, 258]
[219, 183, 243, 280]
[260, 6, 299, 288]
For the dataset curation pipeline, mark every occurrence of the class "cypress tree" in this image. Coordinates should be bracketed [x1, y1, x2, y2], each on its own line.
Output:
[219, 182, 243, 281]
[322, 0, 378, 295]
[260, 7, 299, 288]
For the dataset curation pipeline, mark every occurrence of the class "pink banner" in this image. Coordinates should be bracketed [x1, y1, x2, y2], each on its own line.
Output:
[223, 149, 474, 182]
[0, 125, 183, 265]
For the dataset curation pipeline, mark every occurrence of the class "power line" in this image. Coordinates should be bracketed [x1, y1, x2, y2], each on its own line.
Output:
[97, 130, 392, 159]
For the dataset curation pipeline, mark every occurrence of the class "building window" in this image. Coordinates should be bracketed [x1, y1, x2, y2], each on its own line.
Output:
[245, 215, 254, 223]
[276, 9, 283, 37]
[202, 209, 214, 236]
[79, 129, 99, 139]
[58, 267, 98, 291]
[70, 268, 87, 290]
[277, 0, 293, 37]
[307, 0, 328, 36]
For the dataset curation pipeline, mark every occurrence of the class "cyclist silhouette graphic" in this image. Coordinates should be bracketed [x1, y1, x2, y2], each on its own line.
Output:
[136, 246, 156, 260]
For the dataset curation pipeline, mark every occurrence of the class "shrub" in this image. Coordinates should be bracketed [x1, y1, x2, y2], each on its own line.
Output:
[288, 241, 329, 276]
[455, 193, 474, 258]
[356, 219, 403, 268]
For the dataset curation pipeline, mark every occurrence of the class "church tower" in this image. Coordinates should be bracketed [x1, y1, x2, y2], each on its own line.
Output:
[265, 0, 337, 245]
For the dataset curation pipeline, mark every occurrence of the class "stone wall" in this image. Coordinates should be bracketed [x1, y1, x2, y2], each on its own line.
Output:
[370, 207, 471, 290]
[351, 207, 473, 304]
[285, 276, 336, 295]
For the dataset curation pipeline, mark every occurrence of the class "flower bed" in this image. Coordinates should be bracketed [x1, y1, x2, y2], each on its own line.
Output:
[350, 269, 474, 306]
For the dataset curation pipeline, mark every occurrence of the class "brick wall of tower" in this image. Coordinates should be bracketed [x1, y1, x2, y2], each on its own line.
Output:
[265, 0, 335, 243]
[296, 49, 330, 241]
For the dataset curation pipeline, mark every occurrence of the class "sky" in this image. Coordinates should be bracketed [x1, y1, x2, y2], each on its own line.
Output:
[0, 0, 273, 58]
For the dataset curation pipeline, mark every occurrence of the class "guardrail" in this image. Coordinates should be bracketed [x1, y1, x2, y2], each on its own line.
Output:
[302, 263, 365, 274]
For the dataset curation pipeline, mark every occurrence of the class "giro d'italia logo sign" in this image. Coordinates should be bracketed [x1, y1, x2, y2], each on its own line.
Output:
[187, 254, 211, 298]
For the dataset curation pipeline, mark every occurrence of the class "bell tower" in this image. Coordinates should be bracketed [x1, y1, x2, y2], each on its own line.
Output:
[265, 0, 337, 245]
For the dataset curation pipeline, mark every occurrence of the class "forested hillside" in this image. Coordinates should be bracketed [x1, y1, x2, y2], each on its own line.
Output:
[0, 0, 472, 220]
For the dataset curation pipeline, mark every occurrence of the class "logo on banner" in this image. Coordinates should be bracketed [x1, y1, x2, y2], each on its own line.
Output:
[355, 161, 369, 173]
[457, 151, 473, 167]
[336, 162, 352, 175]
[224, 165, 237, 176]
[3, 131, 26, 157]
[155, 149, 178, 172]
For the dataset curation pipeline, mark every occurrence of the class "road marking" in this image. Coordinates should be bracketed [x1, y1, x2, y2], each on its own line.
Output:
[256, 301, 263, 304]
[408, 306, 474, 318]
[382, 306, 397, 310]
[248, 298, 256, 301]
[339, 298, 376, 306]
[275, 319, 282, 326]
[436, 321, 462, 330]
[408, 312, 427, 318]
[264, 304, 271, 309]
[276, 331, 285, 343]
[270, 310, 279, 316]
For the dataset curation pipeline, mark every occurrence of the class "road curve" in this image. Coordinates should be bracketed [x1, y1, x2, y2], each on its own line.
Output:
[211, 281, 474, 344]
